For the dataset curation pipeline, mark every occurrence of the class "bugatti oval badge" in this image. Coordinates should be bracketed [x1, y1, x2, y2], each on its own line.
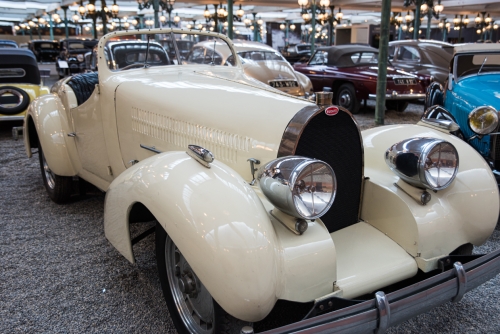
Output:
[325, 106, 339, 116]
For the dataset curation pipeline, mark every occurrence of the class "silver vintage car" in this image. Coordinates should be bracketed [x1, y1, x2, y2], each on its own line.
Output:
[186, 39, 314, 98]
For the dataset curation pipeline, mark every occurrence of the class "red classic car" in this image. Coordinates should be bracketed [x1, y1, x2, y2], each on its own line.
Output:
[294, 45, 431, 113]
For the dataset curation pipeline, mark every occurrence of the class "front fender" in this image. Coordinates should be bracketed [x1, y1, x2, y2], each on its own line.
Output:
[361, 125, 499, 270]
[104, 151, 280, 322]
[24, 94, 78, 176]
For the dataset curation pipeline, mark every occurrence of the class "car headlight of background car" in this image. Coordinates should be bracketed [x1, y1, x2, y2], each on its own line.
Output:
[385, 138, 459, 191]
[257, 156, 336, 220]
[468, 106, 499, 135]
[77, 54, 84, 62]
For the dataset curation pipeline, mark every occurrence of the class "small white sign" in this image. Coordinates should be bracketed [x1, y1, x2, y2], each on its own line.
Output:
[58, 60, 69, 69]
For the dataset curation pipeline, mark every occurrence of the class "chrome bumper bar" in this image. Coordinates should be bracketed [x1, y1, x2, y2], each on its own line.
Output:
[261, 249, 500, 334]
[369, 93, 426, 100]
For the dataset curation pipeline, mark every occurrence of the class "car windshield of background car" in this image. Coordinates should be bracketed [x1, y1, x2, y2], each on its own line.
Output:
[398, 46, 421, 62]
[40, 43, 56, 49]
[237, 51, 285, 62]
[456, 53, 500, 78]
[0, 44, 16, 48]
[185, 37, 235, 66]
[69, 42, 87, 49]
[309, 50, 328, 65]
[350, 52, 378, 65]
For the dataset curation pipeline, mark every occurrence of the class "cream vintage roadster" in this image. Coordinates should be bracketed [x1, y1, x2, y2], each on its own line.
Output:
[24, 29, 500, 333]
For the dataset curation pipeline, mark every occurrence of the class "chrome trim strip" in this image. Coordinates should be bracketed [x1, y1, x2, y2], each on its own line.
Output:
[277, 105, 322, 158]
[368, 93, 426, 100]
[375, 291, 390, 334]
[140, 144, 162, 154]
[452, 262, 467, 303]
[0, 116, 24, 121]
[260, 249, 500, 333]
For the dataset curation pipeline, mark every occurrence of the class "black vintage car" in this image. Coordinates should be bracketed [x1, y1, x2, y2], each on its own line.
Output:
[388, 40, 453, 85]
[28, 40, 60, 62]
[55, 38, 98, 78]
[281, 43, 313, 64]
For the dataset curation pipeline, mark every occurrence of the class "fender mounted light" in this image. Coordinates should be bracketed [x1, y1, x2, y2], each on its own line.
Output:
[385, 137, 459, 191]
[257, 156, 337, 220]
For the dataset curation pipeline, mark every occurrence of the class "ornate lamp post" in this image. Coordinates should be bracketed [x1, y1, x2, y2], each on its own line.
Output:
[452, 14, 469, 43]
[299, 0, 340, 51]
[243, 13, 264, 42]
[137, 0, 173, 28]
[204, 3, 244, 38]
[79, 0, 118, 38]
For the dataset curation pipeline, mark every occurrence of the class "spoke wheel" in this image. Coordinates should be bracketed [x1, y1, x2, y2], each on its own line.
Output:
[38, 144, 73, 204]
[156, 223, 251, 334]
[165, 235, 214, 333]
[41, 152, 56, 189]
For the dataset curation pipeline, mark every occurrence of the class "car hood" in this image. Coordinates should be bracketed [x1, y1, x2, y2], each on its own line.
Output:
[455, 74, 500, 110]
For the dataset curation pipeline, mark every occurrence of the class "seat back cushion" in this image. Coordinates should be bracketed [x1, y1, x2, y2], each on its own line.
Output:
[67, 72, 99, 105]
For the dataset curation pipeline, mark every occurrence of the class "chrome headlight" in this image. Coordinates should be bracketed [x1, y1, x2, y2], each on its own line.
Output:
[385, 138, 459, 191]
[77, 54, 84, 62]
[257, 156, 336, 220]
[468, 106, 498, 135]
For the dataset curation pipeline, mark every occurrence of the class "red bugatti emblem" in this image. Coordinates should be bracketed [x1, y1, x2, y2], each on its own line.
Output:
[325, 106, 339, 116]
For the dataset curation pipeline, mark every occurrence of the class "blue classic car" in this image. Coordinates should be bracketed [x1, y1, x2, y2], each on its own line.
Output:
[425, 44, 500, 178]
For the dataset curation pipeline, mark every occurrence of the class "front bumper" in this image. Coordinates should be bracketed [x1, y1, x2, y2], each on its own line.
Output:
[369, 93, 426, 101]
[262, 249, 500, 333]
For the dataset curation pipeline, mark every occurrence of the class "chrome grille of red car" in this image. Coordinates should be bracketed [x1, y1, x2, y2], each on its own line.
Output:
[278, 105, 364, 233]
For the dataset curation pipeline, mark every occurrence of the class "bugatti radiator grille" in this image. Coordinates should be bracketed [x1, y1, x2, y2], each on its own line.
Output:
[278, 106, 364, 233]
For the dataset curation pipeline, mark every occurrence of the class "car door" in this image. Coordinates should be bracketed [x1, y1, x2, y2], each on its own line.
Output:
[303, 50, 328, 91]
[71, 81, 115, 184]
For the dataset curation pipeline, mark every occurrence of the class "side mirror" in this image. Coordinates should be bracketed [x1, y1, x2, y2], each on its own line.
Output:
[448, 73, 453, 90]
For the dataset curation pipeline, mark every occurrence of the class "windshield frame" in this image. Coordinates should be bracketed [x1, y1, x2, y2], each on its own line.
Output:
[98, 28, 242, 76]
[454, 52, 500, 82]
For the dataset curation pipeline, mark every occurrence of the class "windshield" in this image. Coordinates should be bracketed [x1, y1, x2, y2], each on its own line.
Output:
[455, 53, 500, 78]
[237, 51, 285, 62]
[102, 31, 237, 71]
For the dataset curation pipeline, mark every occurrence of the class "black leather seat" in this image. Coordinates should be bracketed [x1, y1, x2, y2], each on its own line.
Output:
[67, 72, 99, 106]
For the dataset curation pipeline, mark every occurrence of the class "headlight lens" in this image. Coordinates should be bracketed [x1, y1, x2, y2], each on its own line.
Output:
[258, 156, 336, 219]
[468, 106, 498, 135]
[77, 54, 84, 62]
[385, 138, 459, 191]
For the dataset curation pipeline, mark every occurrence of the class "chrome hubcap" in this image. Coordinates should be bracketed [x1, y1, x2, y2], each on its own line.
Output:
[339, 92, 351, 107]
[42, 152, 56, 189]
[165, 236, 214, 333]
[0, 89, 23, 108]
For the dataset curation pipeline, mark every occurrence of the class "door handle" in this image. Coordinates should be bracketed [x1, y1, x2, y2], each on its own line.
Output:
[67, 132, 76, 137]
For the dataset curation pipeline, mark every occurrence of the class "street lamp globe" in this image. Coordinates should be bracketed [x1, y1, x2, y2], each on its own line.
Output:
[290, 24, 296, 31]
[298, 0, 308, 7]
[86, 3, 95, 15]
[280, 23, 285, 30]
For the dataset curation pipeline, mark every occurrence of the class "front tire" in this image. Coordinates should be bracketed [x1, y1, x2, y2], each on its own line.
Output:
[38, 145, 72, 204]
[386, 100, 409, 112]
[155, 223, 249, 334]
[335, 83, 360, 114]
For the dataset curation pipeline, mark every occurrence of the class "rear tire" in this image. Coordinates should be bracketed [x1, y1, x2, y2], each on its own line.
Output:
[155, 222, 250, 334]
[386, 100, 409, 112]
[38, 145, 72, 204]
[335, 83, 360, 114]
